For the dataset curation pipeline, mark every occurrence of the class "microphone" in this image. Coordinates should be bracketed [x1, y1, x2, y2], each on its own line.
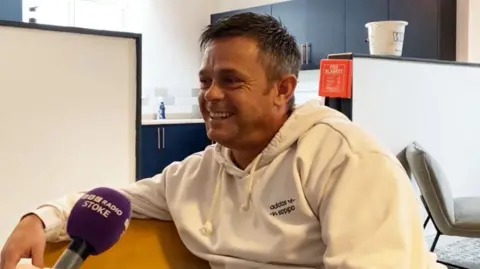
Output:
[53, 187, 131, 269]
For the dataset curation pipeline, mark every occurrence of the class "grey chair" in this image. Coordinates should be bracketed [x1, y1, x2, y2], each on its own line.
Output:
[402, 142, 480, 269]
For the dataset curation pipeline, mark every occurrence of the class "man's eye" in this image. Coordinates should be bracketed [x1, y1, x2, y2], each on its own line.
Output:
[199, 79, 211, 89]
[223, 77, 241, 84]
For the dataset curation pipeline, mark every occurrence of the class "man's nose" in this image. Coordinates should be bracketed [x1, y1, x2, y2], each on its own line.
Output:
[204, 83, 225, 101]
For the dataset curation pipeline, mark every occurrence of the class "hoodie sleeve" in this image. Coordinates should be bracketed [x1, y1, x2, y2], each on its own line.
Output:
[31, 171, 171, 242]
[317, 152, 437, 268]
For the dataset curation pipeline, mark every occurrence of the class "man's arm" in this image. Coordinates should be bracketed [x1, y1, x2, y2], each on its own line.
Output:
[317, 152, 439, 268]
[31, 166, 173, 242]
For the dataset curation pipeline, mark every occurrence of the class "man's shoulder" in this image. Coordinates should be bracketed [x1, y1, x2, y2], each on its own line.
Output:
[163, 144, 217, 175]
[299, 118, 394, 160]
[161, 144, 219, 193]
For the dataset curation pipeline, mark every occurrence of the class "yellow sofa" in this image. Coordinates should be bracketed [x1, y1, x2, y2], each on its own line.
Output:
[44, 219, 210, 269]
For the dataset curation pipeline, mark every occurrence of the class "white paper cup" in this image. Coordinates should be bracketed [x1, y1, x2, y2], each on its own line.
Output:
[365, 21, 408, 56]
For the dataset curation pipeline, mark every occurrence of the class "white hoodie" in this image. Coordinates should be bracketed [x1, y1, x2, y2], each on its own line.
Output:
[33, 100, 444, 269]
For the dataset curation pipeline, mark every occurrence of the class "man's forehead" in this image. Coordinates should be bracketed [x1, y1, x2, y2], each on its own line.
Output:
[200, 37, 262, 73]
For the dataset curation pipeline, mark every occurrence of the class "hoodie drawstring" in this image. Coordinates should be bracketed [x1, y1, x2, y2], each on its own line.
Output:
[200, 166, 224, 236]
[200, 154, 263, 236]
[240, 154, 262, 211]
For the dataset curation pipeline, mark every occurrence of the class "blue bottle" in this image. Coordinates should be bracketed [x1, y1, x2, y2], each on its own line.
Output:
[157, 101, 166, 119]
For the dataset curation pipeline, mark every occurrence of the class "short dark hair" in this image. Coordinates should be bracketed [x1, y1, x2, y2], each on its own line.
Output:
[200, 12, 301, 113]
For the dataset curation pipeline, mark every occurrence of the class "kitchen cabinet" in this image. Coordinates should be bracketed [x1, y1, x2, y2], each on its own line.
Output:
[139, 123, 211, 180]
[271, 0, 346, 70]
[271, 0, 307, 65]
[0, 0, 22, 21]
[305, 0, 346, 69]
[211, 4, 271, 23]
[211, 0, 347, 70]
[388, 0, 438, 59]
[388, 0, 456, 60]
[346, 0, 388, 54]
[210, 0, 457, 65]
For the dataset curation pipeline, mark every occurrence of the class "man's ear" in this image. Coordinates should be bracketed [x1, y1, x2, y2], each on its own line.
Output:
[273, 74, 297, 107]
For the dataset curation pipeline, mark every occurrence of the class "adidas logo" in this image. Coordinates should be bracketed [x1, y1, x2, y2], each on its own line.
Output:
[269, 197, 297, 217]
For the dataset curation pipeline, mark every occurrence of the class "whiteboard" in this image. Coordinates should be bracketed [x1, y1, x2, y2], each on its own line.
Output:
[0, 22, 140, 248]
[352, 56, 480, 197]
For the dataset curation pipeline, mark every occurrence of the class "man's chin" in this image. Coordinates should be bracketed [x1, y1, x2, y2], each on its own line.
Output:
[207, 131, 235, 146]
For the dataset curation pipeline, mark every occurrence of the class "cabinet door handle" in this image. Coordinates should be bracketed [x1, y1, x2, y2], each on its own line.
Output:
[300, 43, 304, 64]
[157, 128, 162, 150]
[162, 127, 165, 148]
[305, 42, 311, 64]
[301, 43, 307, 64]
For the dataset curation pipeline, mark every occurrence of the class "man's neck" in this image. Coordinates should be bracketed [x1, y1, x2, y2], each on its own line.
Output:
[230, 114, 289, 169]
[230, 147, 265, 170]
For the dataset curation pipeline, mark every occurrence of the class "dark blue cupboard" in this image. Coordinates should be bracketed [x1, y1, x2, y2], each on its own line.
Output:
[139, 123, 212, 180]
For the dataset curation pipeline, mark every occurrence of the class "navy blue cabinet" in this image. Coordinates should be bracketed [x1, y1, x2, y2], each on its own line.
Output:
[346, 0, 388, 54]
[271, 1, 307, 53]
[139, 123, 211, 180]
[211, 5, 271, 23]
[211, 0, 348, 70]
[272, 0, 346, 70]
[271, 0, 308, 68]
[210, 0, 457, 65]
[389, 0, 438, 59]
[164, 123, 211, 163]
[305, 0, 346, 69]
[388, 0, 456, 60]
[0, 0, 22, 21]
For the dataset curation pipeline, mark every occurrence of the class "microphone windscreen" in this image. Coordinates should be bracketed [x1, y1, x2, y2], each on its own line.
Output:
[66, 187, 131, 255]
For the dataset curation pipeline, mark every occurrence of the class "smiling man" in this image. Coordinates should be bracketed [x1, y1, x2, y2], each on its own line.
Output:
[197, 27, 297, 169]
[1, 12, 445, 269]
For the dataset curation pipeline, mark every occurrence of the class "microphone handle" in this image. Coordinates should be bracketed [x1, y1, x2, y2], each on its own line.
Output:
[53, 239, 92, 269]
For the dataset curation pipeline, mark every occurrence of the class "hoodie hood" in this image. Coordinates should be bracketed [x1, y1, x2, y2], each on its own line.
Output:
[199, 98, 350, 236]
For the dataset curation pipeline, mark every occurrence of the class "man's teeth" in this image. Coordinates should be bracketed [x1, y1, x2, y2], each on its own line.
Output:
[209, 112, 232, 119]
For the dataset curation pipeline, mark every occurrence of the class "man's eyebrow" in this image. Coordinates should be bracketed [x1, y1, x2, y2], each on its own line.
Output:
[217, 68, 248, 78]
[199, 68, 247, 78]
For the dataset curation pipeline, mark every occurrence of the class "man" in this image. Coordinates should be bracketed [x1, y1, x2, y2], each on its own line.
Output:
[1, 12, 443, 269]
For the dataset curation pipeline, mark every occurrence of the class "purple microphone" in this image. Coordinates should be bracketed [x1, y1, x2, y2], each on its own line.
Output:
[53, 187, 131, 269]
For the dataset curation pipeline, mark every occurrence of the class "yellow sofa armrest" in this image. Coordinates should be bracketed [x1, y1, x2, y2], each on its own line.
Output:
[44, 219, 210, 269]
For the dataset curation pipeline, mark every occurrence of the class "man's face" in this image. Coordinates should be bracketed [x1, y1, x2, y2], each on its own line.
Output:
[198, 37, 278, 149]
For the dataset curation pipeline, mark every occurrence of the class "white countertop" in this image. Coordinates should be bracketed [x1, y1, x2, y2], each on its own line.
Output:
[142, 119, 204, 125]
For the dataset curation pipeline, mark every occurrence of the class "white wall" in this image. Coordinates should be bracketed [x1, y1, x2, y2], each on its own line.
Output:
[352, 57, 480, 198]
[21, 0, 214, 117]
[470, 0, 480, 63]
[466, 0, 480, 62]
[456, 0, 480, 63]
[22, 0, 127, 31]
[124, 0, 214, 116]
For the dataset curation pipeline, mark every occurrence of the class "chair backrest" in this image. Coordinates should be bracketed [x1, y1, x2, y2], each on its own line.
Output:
[396, 147, 411, 177]
[44, 219, 210, 269]
[405, 142, 455, 233]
